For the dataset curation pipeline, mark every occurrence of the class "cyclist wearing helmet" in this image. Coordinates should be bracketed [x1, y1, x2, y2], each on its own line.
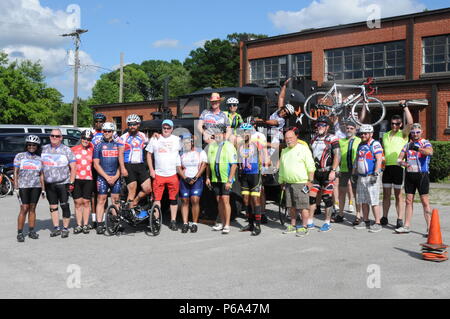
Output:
[223, 97, 243, 136]
[93, 122, 122, 235]
[42, 129, 77, 238]
[13, 135, 45, 242]
[236, 123, 269, 236]
[177, 133, 208, 233]
[197, 92, 231, 143]
[71, 130, 94, 234]
[119, 114, 151, 212]
[308, 116, 340, 232]
[352, 124, 383, 233]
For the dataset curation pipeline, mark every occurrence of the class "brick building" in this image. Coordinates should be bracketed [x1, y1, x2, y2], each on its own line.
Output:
[239, 8, 450, 141]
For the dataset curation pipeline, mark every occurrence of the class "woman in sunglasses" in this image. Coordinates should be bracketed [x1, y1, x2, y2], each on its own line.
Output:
[71, 130, 94, 234]
[13, 135, 45, 242]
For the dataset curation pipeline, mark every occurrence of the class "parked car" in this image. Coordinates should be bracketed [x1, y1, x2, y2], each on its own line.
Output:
[0, 125, 81, 139]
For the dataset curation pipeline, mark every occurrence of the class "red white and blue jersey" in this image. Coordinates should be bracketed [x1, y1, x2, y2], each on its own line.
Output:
[356, 139, 383, 176]
[93, 139, 121, 175]
[401, 139, 432, 173]
[119, 132, 148, 164]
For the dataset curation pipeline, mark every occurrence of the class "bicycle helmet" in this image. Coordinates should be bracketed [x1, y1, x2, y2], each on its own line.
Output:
[284, 104, 295, 115]
[81, 130, 93, 140]
[102, 122, 116, 131]
[359, 124, 373, 133]
[94, 113, 106, 121]
[25, 135, 41, 145]
[226, 97, 239, 105]
[316, 115, 331, 125]
[126, 114, 141, 124]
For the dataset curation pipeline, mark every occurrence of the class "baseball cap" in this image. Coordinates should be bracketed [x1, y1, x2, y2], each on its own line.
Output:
[162, 119, 174, 128]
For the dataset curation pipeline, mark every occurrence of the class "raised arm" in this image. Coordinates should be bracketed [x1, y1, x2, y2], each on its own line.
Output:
[278, 78, 292, 109]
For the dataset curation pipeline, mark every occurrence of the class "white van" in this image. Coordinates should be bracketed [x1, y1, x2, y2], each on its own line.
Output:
[0, 125, 81, 138]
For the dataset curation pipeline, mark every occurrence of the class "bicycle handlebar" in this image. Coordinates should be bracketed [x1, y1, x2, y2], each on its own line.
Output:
[363, 77, 376, 96]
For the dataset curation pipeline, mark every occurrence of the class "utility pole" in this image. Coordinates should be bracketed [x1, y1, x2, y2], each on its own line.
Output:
[61, 29, 88, 127]
[119, 52, 124, 103]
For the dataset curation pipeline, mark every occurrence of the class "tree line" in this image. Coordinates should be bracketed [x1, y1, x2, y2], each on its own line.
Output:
[0, 33, 266, 126]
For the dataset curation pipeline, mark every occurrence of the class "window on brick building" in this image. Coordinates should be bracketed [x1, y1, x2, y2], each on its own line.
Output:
[113, 117, 122, 134]
[293, 53, 312, 79]
[250, 56, 287, 86]
[325, 41, 405, 81]
[423, 35, 450, 74]
[448, 103, 450, 128]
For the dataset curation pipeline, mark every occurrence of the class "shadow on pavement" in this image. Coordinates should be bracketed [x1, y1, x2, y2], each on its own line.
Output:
[394, 247, 423, 260]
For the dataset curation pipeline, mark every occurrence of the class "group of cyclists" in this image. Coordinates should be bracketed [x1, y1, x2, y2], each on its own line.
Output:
[13, 79, 434, 242]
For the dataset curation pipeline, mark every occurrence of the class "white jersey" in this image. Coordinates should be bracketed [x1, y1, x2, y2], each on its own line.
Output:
[180, 148, 208, 178]
[146, 135, 181, 177]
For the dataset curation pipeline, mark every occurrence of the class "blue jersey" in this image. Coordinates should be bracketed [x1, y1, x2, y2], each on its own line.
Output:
[93, 139, 121, 175]
[91, 130, 121, 147]
[356, 139, 383, 176]
[238, 143, 260, 174]
[401, 139, 432, 173]
[120, 131, 148, 164]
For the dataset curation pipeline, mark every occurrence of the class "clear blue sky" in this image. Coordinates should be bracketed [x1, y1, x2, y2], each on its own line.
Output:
[8, 0, 449, 101]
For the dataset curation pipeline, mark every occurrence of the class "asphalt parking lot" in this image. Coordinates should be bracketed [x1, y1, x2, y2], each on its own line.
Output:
[0, 194, 449, 299]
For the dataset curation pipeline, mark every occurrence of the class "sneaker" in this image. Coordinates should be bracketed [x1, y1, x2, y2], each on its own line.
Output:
[369, 223, 382, 233]
[212, 223, 223, 231]
[380, 217, 388, 226]
[50, 228, 61, 237]
[296, 227, 309, 237]
[28, 231, 39, 240]
[96, 226, 105, 235]
[61, 229, 69, 238]
[352, 217, 362, 226]
[190, 224, 198, 233]
[240, 224, 254, 232]
[251, 224, 261, 236]
[73, 225, 83, 234]
[332, 215, 344, 223]
[17, 233, 25, 242]
[181, 223, 189, 233]
[348, 204, 355, 213]
[169, 220, 178, 231]
[282, 225, 297, 234]
[222, 226, 231, 234]
[307, 223, 315, 230]
[396, 219, 404, 229]
[319, 223, 331, 232]
[395, 226, 411, 234]
[261, 214, 268, 224]
[354, 221, 370, 230]
[82, 225, 90, 234]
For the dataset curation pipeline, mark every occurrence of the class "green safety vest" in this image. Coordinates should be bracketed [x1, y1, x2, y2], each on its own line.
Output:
[383, 130, 408, 166]
[339, 136, 361, 173]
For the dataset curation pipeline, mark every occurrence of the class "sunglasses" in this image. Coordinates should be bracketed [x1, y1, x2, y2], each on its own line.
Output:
[346, 127, 355, 130]
[411, 131, 421, 134]
[360, 132, 370, 135]
[162, 126, 172, 130]
[128, 123, 139, 127]
[103, 130, 113, 133]
[95, 120, 105, 123]
[81, 138, 92, 141]
[229, 104, 238, 107]
[316, 123, 328, 127]
[50, 135, 62, 138]
[391, 122, 402, 126]
[26, 144, 38, 147]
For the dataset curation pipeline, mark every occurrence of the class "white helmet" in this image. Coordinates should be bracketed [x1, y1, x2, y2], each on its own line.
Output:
[284, 104, 295, 115]
[102, 122, 116, 131]
[126, 114, 141, 124]
[25, 135, 41, 145]
[226, 97, 239, 105]
[359, 124, 374, 133]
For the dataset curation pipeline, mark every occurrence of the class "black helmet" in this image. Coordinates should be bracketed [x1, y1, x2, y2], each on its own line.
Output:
[94, 113, 106, 121]
[81, 130, 93, 140]
[316, 116, 330, 125]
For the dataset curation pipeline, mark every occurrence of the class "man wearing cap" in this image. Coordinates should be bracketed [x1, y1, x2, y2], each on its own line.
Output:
[381, 100, 413, 229]
[197, 92, 231, 144]
[352, 124, 384, 233]
[396, 123, 433, 234]
[146, 120, 181, 231]
[119, 114, 151, 214]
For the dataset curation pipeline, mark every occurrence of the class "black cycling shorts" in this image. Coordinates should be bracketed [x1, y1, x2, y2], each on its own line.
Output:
[382, 165, 404, 187]
[240, 174, 262, 196]
[45, 183, 69, 206]
[19, 188, 42, 205]
[73, 179, 94, 200]
[124, 163, 150, 186]
[311, 171, 335, 196]
[212, 182, 231, 197]
[404, 172, 430, 195]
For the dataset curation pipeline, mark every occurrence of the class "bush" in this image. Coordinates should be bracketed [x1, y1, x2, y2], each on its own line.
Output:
[429, 141, 450, 182]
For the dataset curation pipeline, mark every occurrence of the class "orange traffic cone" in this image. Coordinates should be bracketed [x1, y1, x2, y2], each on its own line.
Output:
[420, 209, 448, 262]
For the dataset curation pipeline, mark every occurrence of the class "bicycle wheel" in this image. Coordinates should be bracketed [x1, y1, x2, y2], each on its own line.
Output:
[351, 96, 386, 126]
[278, 190, 288, 226]
[147, 202, 162, 236]
[105, 205, 121, 236]
[0, 174, 12, 198]
[303, 92, 336, 121]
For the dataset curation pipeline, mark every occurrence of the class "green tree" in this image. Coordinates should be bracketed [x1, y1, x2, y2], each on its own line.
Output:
[0, 52, 64, 125]
[184, 33, 267, 91]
